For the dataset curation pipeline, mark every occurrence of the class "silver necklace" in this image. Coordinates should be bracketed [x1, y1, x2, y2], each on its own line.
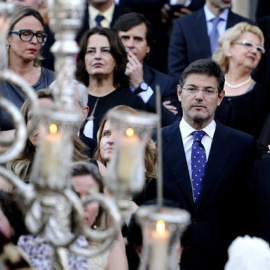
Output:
[225, 75, 252, 89]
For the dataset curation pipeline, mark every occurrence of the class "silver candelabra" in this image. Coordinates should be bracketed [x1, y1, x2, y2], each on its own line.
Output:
[0, 1, 190, 269]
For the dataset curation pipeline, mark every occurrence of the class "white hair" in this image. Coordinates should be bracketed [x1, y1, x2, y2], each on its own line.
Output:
[49, 79, 88, 109]
[225, 235, 270, 270]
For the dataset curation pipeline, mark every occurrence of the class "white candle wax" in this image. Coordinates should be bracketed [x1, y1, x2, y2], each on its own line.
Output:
[117, 128, 140, 184]
[41, 124, 62, 181]
[150, 220, 169, 270]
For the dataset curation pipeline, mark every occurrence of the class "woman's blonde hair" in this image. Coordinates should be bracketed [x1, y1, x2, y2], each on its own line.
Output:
[8, 6, 45, 67]
[7, 88, 89, 182]
[94, 105, 157, 181]
[213, 22, 264, 73]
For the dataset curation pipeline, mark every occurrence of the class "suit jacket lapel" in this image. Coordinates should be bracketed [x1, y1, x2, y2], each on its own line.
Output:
[226, 10, 239, 29]
[192, 9, 211, 56]
[197, 122, 232, 207]
[163, 121, 194, 205]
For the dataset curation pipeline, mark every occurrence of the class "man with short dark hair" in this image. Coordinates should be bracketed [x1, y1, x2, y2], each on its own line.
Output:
[113, 12, 181, 126]
[155, 58, 257, 270]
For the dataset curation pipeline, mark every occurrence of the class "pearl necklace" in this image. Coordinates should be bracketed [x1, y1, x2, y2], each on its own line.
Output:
[225, 75, 252, 89]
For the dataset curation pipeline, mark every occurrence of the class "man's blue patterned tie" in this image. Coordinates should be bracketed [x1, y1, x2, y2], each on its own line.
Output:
[191, 130, 206, 203]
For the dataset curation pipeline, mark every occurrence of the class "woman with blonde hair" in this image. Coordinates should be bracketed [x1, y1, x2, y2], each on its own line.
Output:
[213, 22, 270, 138]
[94, 105, 157, 206]
[1, 6, 54, 131]
[7, 88, 105, 182]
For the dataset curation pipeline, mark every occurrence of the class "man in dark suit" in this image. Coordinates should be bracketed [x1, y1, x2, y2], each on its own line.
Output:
[76, 0, 131, 43]
[158, 59, 257, 269]
[113, 12, 181, 127]
[168, 0, 255, 77]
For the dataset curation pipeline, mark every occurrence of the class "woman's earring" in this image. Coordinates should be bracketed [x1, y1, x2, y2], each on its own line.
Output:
[6, 44, 10, 51]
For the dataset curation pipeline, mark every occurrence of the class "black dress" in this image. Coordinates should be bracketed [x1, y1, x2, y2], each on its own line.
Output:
[258, 113, 270, 158]
[86, 87, 146, 140]
[215, 82, 270, 139]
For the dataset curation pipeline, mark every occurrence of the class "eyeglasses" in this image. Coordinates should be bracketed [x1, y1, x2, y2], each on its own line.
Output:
[234, 40, 265, 54]
[182, 87, 218, 96]
[9, 29, 47, 44]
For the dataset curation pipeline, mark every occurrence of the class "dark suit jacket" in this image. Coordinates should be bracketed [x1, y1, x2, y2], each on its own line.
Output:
[159, 120, 257, 270]
[76, 2, 131, 43]
[254, 158, 270, 245]
[254, 16, 270, 90]
[143, 64, 180, 126]
[168, 9, 255, 77]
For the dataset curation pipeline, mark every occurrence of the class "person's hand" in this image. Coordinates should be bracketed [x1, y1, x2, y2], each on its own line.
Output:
[163, 100, 178, 115]
[161, 3, 192, 23]
[161, 3, 171, 23]
[125, 51, 144, 88]
[173, 7, 192, 17]
[268, 144, 270, 153]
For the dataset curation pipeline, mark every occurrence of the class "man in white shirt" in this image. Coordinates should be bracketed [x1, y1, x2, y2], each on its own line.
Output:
[113, 12, 181, 126]
[155, 58, 257, 270]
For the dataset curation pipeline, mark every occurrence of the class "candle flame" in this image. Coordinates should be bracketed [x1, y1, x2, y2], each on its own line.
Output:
[49, 123, 58, 134]
[126, 128, 134, 137]
[156, 220, 166, 234]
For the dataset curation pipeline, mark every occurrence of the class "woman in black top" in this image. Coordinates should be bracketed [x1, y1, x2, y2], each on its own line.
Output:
[213, 22, 270, 139]
[76, 27, 146, 140]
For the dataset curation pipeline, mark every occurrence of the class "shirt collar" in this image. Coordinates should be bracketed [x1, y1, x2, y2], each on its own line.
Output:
[204, 4, 229, 22]
[180, 118, 216, 139]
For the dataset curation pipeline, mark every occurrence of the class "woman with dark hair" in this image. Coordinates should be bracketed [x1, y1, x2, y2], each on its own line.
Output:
[0, 191, 33, 269]
[75, 27, 146, 140]
[0, 6, 54, 131]
[0, 191, 28, 244]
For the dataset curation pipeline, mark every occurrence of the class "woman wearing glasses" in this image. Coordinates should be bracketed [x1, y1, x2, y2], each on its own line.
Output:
[213, 22, 270, 139]
[0, 6, 54, 131]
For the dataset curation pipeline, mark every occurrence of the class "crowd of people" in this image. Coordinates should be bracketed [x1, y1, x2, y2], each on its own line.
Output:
[1, 0, 270, 269]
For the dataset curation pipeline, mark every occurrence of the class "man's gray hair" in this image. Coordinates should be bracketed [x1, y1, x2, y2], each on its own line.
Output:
[49, 79, 88, 108]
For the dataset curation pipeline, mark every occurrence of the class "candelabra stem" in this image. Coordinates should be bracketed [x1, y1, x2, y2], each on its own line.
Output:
[155, 85, 163, 210]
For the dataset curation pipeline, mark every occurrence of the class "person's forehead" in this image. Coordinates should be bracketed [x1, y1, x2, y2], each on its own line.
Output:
[10, 0, 40, 9]
[185, 73, 218, 87]
[73, 175, 99, 189]
[120, 23, 147, 38]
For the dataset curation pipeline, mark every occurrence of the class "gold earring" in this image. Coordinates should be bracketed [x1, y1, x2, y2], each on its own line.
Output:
[6, 44, 10, 51]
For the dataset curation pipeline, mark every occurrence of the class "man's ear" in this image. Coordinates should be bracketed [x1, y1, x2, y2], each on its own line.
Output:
[217, 90, 225, 106]
[177, 84, 182, 102]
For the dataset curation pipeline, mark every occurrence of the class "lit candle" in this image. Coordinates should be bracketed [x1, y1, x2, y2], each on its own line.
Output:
[117, 127, 141, 184]
[41, 123, 62, 181]
[150, 220, 169, 270]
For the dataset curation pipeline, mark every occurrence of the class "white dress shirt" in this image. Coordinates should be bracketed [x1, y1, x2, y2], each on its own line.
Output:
[179, 118, 216, 182]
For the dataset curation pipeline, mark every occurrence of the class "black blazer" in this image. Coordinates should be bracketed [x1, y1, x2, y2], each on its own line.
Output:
[76, 2, 131, 43]
[142, 64, 180, 127]
[168, 8, 255, 77]
[158, 120, 257, 269]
